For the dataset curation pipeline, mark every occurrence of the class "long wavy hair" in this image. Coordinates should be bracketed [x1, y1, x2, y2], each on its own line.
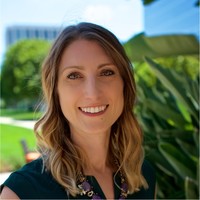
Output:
[34, 22, 148, 196]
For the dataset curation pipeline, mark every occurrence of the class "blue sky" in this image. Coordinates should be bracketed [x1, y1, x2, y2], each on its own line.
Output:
[0, 0, 144, 65]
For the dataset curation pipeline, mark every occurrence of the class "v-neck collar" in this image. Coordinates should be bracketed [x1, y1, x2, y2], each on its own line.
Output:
[76, 173, 121, 199]
[87, 175, 107, 199]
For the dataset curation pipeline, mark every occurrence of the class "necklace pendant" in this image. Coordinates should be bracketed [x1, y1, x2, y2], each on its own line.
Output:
[92, 194, 102, 199]
[82, 180, 91, 191]
[87, 191, 94, 197]
[121, 182, 128, 192]
[77, 165, 128, 199]
[121, 191, 128, 198]
[80, 190, 86, 195]
[78, 184, 87, 195]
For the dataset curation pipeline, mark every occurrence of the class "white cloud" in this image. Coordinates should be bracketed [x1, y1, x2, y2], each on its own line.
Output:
[81, 1, 144, 42]
[83, 5, 113, 25]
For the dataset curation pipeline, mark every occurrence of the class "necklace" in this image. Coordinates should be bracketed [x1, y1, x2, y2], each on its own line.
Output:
[77, 169, 128, 199]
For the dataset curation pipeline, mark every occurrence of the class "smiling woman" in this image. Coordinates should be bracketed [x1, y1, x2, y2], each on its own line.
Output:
[0, 22, 156, 199]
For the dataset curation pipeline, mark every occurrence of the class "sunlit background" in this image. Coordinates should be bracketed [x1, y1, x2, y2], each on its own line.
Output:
[0, 0, 198, 65]
[0, 0, 144, 65]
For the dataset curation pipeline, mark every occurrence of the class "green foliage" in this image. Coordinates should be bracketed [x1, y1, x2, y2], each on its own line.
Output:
[141, 0, 199, 6]
[196, 0, 200, 6]
[0, 39, 50, 108]
[0, 124, 37, 172]
[0, 109, 42, 120]
[141, 0, 156, 5]
[135, 57, 199, 199]
[124, 33, 199, 61]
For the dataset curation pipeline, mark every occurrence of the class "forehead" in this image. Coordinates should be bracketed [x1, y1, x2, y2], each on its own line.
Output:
[63, 39, 106, 54]
[59, 39, 113, 67]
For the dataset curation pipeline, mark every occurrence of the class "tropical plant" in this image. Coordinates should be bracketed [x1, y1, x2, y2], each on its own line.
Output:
[135, 57, 199, 199]
[123, 33, 199, 61]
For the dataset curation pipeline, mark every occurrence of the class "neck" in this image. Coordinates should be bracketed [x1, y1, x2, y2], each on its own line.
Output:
[71, 129, 112, 173]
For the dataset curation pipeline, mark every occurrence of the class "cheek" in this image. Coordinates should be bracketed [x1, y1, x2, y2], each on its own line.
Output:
[113, 80, 124, 111]
[58, 95, 76, 124]
[57, 86, 74, 114]
[59, 93, 72, 108]
[119, 89, 124, 113]
[118, 80, 124, 100]
[120, 82, 125, 111]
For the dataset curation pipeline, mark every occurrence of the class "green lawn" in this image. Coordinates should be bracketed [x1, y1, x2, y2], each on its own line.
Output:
[0, 124, 37, 172]
[0, 109, 42, 120]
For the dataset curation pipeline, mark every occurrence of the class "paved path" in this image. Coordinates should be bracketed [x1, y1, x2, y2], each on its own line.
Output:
[0, 172, 11, 185]
[0, 117, 37, 184]
[0, 117, 36, 129]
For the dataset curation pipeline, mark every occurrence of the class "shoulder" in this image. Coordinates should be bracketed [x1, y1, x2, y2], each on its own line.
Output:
[1, 186, 20, 199]
[1, 158, 67, 199]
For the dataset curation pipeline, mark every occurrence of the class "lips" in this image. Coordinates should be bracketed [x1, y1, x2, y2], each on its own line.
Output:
[79, 105, 108, 114]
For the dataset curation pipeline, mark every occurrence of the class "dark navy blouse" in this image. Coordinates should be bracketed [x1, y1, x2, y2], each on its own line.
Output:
[1, 158, 156, 199]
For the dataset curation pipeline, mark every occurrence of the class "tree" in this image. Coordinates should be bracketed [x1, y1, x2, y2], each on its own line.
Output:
[0, 39, 50, 109]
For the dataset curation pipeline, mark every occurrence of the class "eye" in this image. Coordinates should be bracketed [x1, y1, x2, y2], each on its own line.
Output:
[100, 70, 115, 76]
[67, 72, 82, 80]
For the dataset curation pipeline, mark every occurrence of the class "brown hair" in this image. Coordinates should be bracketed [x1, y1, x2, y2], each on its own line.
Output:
[34, 22, 148, 196]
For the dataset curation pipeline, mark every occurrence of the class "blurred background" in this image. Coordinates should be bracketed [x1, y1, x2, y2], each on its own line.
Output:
[0, 0, 199, 199]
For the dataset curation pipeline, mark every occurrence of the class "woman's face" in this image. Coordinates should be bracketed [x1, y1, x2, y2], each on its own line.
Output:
[57, 39, 124, 136]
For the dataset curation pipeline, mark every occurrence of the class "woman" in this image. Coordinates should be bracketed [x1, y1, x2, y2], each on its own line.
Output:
[1, 22, 156, 199]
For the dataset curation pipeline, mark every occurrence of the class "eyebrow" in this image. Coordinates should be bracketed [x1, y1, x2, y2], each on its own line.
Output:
[60, 63, 115, 73]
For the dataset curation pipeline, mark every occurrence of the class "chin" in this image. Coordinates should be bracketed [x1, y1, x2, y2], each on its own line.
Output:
[82, 126, 111, 135]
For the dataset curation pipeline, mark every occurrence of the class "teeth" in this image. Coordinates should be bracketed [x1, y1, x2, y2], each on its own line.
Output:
[80, 105, 107, 113]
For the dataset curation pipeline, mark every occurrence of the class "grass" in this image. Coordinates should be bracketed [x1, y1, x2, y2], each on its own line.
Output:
[0, 124, 37, 172]
[0, 108, 42, 120]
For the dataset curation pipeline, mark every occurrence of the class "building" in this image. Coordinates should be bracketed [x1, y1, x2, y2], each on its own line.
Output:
[144, 0, 199, 38]
[6, 26, 62, 47]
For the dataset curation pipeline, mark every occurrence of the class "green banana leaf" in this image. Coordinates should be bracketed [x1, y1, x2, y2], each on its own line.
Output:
[185, 177, 198, 199]
[145, 149, 178, 178]
[159, 142, 196, 180]
[193, 132, 199, 153]
[157, 130, 194, 141]
[124, 33, 199, 61]
[176, 138, 198, 161]
[144, 98, 187, 128]
[144, 57, 198, 122]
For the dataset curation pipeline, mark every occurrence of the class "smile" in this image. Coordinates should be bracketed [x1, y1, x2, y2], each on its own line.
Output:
[79, 105, 108, 114]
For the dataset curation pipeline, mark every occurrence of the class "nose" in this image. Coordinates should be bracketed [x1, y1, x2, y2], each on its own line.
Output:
[84, 76, 101, 100]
